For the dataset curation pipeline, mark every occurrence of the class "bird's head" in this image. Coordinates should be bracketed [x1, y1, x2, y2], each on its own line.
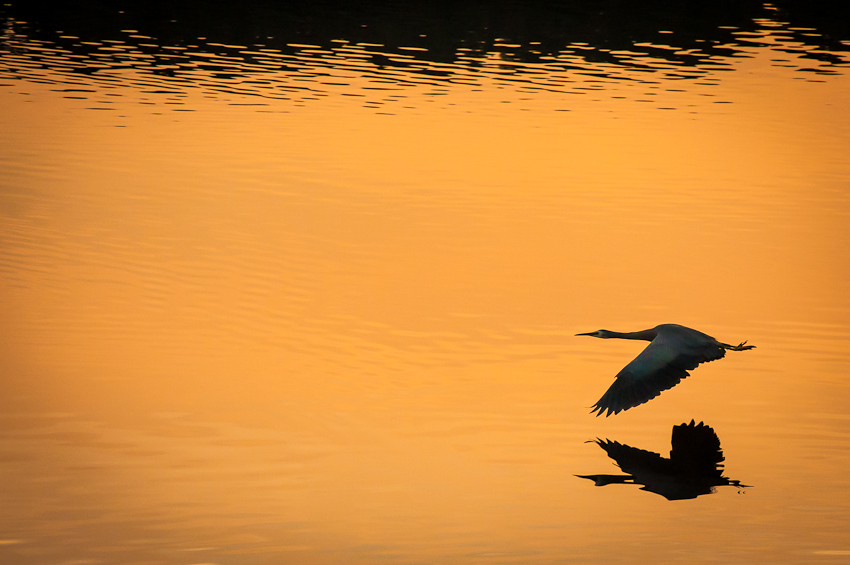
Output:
[575, 329, 614, 339]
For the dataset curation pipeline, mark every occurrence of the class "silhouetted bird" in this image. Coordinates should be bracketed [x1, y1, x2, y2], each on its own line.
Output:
[576, 324, 755, 416]
[576, 420, 750, 500]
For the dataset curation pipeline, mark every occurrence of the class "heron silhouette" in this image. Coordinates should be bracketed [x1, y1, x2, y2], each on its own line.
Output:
[577, 324, 755, 416]
[576, 419, 750, 500]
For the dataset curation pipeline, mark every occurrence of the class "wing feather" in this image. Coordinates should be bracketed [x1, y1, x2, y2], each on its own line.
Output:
[596, 439, 669, 476]
[591, 334, 726, 417]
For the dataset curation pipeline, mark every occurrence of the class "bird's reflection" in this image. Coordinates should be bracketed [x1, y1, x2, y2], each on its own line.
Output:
[577, 420, 750, 500]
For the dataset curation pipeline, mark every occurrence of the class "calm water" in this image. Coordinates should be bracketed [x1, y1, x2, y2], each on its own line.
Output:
[2, 1, 850, 563]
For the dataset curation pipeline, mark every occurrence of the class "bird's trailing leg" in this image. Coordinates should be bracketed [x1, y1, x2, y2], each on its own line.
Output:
[721, 340, 755, 351]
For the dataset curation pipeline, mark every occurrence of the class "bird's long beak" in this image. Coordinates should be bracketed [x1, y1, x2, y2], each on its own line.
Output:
[575, 332, 595, 336]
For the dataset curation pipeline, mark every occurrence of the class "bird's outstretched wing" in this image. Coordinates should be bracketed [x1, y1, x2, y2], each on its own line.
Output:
[591, 335, 726, 416]
[596, 439, 669, 475]
[669, 419, 724, 475]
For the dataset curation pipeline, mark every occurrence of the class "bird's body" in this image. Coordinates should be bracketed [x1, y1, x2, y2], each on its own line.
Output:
[577, 324, 755, 416]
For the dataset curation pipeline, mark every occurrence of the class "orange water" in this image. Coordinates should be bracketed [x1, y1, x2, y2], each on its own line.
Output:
[2, 6, 850, 563]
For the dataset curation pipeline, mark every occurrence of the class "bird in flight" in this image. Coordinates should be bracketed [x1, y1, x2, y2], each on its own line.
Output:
[576, 324, 755, 416]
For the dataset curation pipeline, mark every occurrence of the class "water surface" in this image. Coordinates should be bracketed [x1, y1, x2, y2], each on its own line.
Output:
[2, 2, 850, 563]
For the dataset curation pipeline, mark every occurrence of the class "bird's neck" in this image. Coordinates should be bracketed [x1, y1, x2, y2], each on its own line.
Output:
[609, 329, 657, 341]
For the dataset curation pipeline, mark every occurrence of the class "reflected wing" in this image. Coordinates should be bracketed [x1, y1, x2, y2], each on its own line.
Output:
[591, 336, 726, 417]
[596, 439, 669, 476]
[670, 420, 724, 476]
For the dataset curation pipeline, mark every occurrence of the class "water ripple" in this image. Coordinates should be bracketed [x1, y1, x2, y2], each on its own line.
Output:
[2, 2, 848, 113]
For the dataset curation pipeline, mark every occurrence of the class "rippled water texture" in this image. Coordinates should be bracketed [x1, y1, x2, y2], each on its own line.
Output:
[2, 1, 850, 563]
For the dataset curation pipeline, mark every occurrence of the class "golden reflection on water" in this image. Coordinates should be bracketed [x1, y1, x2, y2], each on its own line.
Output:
[2, 10, 850, 563]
